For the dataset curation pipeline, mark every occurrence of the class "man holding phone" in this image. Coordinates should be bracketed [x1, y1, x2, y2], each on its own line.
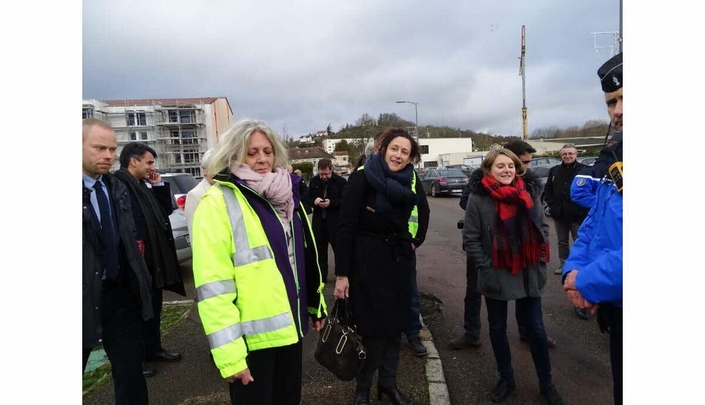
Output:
[113, 142, 186, 377]
[308, 158, 346, 283]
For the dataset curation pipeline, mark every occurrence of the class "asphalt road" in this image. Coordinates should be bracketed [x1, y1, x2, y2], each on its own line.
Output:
[417, 194, 613, 405]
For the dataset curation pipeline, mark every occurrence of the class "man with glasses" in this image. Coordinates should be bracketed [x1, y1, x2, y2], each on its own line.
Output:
[543, 144, 590, 319]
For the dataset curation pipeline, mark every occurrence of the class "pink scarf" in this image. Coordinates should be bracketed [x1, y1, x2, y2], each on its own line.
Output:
[232, 164, 294, 224]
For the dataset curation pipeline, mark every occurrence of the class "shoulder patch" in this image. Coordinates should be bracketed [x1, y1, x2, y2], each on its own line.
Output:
[576, 178, 587, 186]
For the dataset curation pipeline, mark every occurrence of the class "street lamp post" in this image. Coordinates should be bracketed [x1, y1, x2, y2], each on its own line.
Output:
[396, 100, 418, 138]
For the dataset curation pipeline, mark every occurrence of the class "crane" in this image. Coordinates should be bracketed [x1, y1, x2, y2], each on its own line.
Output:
[519, 25, 528, 141]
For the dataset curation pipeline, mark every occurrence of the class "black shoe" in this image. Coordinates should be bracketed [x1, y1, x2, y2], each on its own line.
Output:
[405, 336, 428, 357]
[448, 334, 481, 350]
[149, 347, 182, 362]
[377, 385, 413, 405]
[488, 378, 516, 403]
[353, 387, 371, 405]
[540, 384, 565, 405]
[520, 335, 557, 348]
[142, 362, 156, 378]
[573, 307, 590, 320]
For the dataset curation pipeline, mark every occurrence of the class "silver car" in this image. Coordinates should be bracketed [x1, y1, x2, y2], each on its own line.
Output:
[160, 173, 200, 264]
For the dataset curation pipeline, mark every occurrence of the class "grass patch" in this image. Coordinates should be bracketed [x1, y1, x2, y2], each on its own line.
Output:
[83, 302, 191, 397]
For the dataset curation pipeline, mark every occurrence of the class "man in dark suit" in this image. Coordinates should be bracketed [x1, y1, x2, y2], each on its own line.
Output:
[308, 158, 346, 282]
[113, 142, 186, 377]
[82, 118, 154, 405]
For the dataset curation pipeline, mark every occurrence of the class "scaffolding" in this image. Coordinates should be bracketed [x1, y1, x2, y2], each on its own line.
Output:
[85, 99, 209, 176]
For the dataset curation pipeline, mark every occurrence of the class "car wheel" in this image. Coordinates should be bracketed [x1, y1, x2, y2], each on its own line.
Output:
[431, 183, 439, 197]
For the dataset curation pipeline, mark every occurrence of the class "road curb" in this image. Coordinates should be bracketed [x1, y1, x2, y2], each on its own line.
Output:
[420, 315, 451, 405]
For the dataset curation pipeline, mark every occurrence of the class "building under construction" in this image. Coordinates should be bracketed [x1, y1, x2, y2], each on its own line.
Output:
[82, 97, 233, 176]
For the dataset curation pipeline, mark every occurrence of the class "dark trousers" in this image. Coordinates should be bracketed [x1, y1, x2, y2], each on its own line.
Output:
[598, 304, 623, 405]
[101, 286, 150, 405]
[462, 253, 482, 339]
[464, 255, 545, 341]
[486, 297, 552, 388]
[142, 286, 163, 357]
[314, 220, 336, 281]
[403, 253, 422, 338]
[357, 335, 402, 390]
[554, 219, 581, 264]
[229, 341, 303, 405]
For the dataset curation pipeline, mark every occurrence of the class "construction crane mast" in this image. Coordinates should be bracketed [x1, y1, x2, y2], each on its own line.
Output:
[519, 25, 528, 141]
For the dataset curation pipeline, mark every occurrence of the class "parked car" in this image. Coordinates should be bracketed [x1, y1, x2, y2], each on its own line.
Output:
[445, 164, 477, 178]
[577, 156, 598, 166]
[531, 157, 561, 168]
[420, 169, 469, 197]
[160, 172, 200, 264]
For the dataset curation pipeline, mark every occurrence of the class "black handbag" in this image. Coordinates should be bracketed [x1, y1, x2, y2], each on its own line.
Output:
[314, 298, 367, 381]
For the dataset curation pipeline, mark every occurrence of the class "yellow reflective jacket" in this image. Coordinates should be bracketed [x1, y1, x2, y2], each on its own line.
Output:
[192, 180, 326, 378]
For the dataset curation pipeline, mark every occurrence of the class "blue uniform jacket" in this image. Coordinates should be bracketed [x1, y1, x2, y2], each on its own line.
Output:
[563, 141, 623, 307]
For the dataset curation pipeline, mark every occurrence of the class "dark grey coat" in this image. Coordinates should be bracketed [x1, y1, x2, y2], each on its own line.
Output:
[83, 175, 154, 349]
[462, 169, 550, 301]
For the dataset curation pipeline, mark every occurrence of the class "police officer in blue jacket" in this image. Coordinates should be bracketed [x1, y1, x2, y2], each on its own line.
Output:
[562, 52, 623, 405]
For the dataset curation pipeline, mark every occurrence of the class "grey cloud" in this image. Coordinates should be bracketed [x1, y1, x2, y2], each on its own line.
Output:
[83, 0, 620, 137]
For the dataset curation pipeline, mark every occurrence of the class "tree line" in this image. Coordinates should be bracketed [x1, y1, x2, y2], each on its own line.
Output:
[290, 113, 610, 163]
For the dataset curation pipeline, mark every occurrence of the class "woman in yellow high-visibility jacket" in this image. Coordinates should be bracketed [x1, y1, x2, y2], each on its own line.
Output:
[192, 118, 326, 405]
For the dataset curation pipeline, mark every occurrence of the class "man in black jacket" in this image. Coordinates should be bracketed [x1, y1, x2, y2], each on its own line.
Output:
[82, 119, 153, 405]
[544, 144, 590, 319]
[544, 144, 589, 271]
[113, 142, 186, 377]
[308, 158, 347, 282]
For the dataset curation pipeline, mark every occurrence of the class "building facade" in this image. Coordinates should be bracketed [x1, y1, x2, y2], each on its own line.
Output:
[417, 137, 474, 169]
[83, 97, 233, 176]
[332, 151, 352, 175]
[288, 147, 334, 175]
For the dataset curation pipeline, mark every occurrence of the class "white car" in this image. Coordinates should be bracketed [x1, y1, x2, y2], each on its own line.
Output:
[160, 173, 200, 264]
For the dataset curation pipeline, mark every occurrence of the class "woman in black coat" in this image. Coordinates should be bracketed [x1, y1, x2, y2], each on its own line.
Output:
[334, 128, 427, 405]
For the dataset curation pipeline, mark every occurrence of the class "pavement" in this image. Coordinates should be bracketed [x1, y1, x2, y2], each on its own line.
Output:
[83, 268, 448, 405]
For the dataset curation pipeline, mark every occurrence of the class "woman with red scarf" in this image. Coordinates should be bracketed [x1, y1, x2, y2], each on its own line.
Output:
[462, 149, 564, 405]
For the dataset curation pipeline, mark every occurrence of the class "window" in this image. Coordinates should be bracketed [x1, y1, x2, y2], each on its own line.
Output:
[183, 152, 199, 163]
[130, 131, 148, 140]
[168, 110, 178, 123]
[179, 111, 195, 123]
[126, 112, 146, 126]
[419, 145, 429, 154]
[423, 161, 437, 168]
[182, 130, 197, 145]
[82, 107, 94, 119]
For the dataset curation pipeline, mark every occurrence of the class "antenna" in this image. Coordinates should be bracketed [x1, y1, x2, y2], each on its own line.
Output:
[589, 31, 620, 57]
[519, 25, 528, 141]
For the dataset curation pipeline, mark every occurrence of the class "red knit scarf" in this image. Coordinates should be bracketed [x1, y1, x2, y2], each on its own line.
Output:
[481, 174, 549, 275]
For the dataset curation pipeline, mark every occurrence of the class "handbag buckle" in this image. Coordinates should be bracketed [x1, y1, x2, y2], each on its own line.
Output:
[335, 331, 349, 354]
[358, 345, 367, 360]
[321, 322, 333, 343]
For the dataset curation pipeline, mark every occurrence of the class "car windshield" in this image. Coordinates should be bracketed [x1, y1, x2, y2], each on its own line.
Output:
[163, 174, 199, 194]
[530, 166, 550, 178]
[439, 170, 467, 178]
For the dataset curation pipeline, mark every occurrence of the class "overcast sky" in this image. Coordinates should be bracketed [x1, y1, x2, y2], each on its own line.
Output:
[83, 0, 620, 138]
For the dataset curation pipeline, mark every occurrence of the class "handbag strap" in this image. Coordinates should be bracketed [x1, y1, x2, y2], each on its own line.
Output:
[330, 298, 354, 326]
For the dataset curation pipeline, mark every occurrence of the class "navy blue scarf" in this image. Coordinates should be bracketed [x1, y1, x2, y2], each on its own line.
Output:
[363, 153, 419, 216]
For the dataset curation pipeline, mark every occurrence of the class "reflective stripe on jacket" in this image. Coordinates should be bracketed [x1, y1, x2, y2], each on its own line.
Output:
[192, 181, 321, 378]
